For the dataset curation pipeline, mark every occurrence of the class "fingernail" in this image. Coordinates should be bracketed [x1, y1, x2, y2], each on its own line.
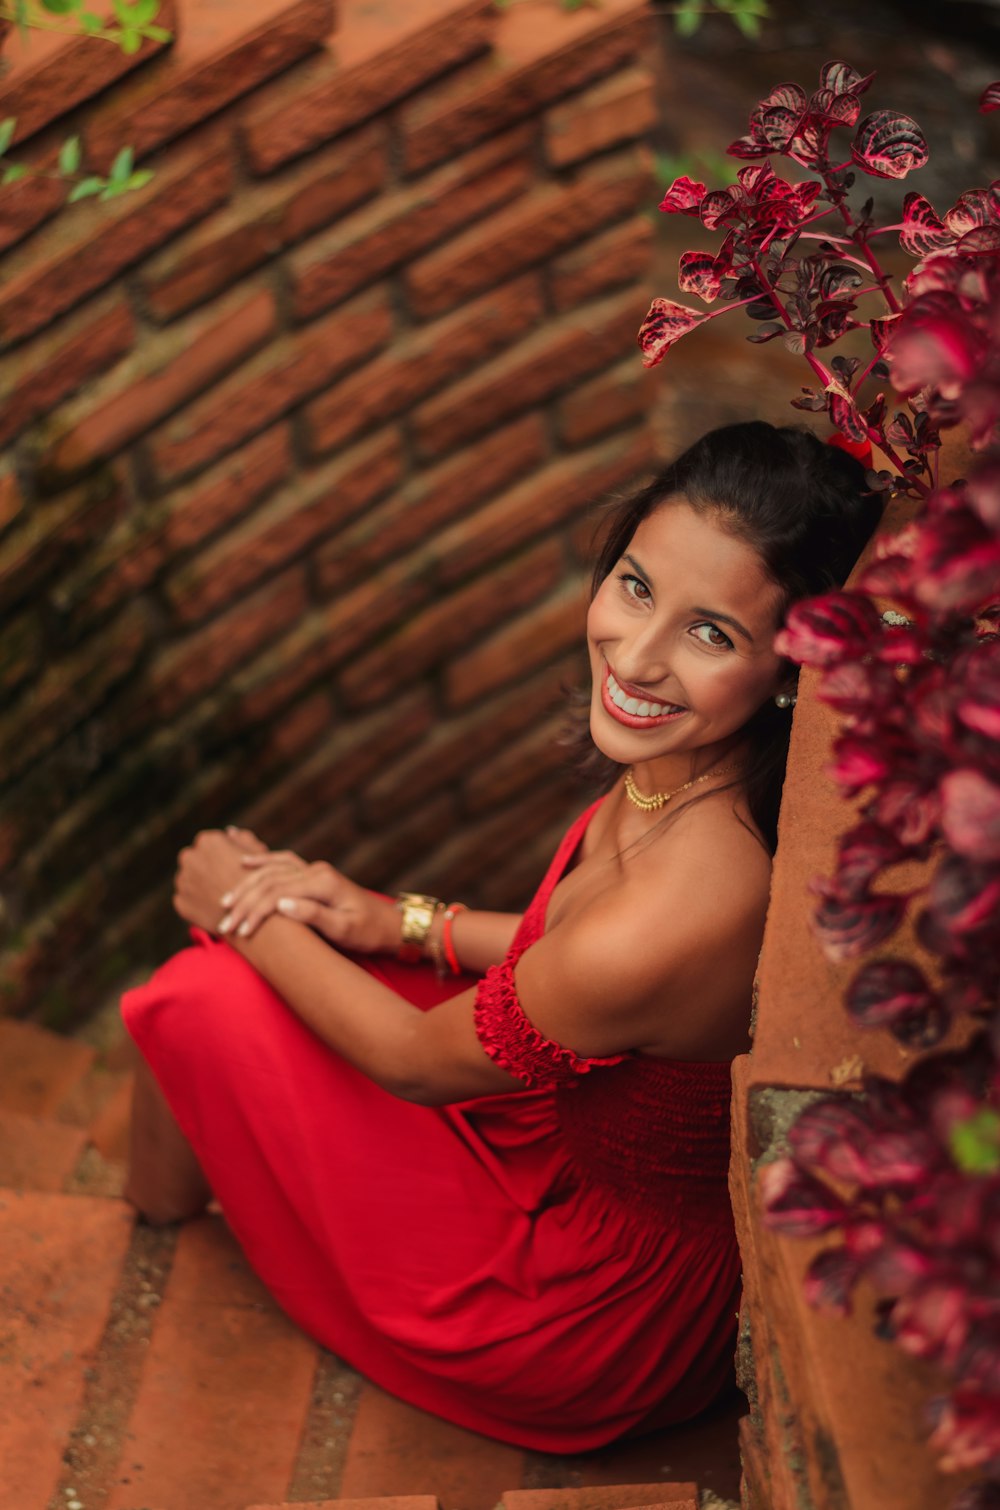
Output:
[237, 921, 251, 938]
[218, 914, 234, 934]
[277, 898, 298, 915]
[220, 891, 234, 907]
[226, 825, 240, 834]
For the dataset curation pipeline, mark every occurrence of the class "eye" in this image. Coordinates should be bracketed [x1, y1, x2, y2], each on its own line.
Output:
[617, 571, 651, 603]
[691, 622, 734, 650]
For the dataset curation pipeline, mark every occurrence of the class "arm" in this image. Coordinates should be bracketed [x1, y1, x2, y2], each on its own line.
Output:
[424, 907, 520, 974]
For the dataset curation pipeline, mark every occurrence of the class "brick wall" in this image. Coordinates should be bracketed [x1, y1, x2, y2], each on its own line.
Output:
[0, 0, 658, 1025]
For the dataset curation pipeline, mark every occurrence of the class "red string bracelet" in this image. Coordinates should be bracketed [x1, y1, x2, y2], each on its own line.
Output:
[442, 903, 468, 976]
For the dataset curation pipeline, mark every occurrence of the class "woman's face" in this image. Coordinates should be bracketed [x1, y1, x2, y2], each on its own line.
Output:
[586, 499, 790, 773]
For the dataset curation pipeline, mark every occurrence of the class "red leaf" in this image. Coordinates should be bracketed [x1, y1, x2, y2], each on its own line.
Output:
[637, 299, 705, 368]
[760, 81, 808, 114]
[946, 188, 993, 236]
[929, 1392, 1000, 1473]
[727, 134, 768, 161]
[888, 303, 989, 401]
[966, 460, 1000, 528]
[657, 175, 707, 215]
[869, 313, 900, 353]
[803, 1247, 863, 1315]
[758, 1157, 848, 1236]
[956, 639, 1000, 740]
[776, 591, 882, 668]
[899, 192, 952, 258]
[812, 885, 907, 961]
[836, 822, 910, 898]
[828, 391, 868, 445]
[980, 82, 1000, 113]
[677, 250, 722, 303]
[957, 225, 1000, 255]
[911, 508, 1000, 613]
[788, 1097, 875, 1183]
[820, 60, 875, 97]
[940, 769, 1000, 862]
[852, 110, 929, 180]
[699, 189, 739, 230]
[846, 959, 939, 1032]
[894, 1283, 969, 1366]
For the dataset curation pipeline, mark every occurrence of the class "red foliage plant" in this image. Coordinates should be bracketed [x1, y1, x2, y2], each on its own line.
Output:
[640, 65, 1000, 1502]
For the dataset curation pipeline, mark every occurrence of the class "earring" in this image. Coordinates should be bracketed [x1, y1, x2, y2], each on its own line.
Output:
[775, 691, 797, 709]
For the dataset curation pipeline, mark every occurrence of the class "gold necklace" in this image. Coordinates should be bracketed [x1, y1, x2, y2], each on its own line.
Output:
[623, 762, 742, 813]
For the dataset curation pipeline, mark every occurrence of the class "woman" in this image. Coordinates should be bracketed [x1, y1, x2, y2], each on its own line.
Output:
[122, 421, 879, 1452]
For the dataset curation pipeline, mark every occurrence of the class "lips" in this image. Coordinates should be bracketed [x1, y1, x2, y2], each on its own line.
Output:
[601, 667, 687, 729]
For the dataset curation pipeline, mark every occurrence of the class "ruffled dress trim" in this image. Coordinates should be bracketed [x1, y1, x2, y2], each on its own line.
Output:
[473, 958, 628, 1091]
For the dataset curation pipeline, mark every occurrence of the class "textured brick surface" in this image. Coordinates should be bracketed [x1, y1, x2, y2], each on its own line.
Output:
[0, 0, 177, 149]
[149, 289, 392, 484]
[290, 130, 533, 322]
[0, 1191, 133, 1510]
[0, 144, 233, 349]
[499, 1494, 697, 1510]
[84, 0, 336, 172]
[446, 579, 589, 708]
[0, 298, 135, 450]
[549, 215, 654, 314]
[0, 1109, 87, 1191]
[413, 286, 651, 461]
[557, 357, 655, 449]
[242, 0, 496, 175]
[164, 429, 404, 624]
[544, 64, 657, 167]
[304, 275, 544, 458]
[339, 537, 563, 707]
[340, 1383, 523, 1509]
[0, 1020, 95, 1117]
[405, 148, 650, 319]
[401, 0, 650, 173]
[0, 471, 126, 615]
[141, 123, 389, 322]
[107, 1216, 317, 1510]
[46, 288, 277, 482]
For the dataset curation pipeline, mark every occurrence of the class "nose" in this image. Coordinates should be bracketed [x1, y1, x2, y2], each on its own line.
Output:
[610, 624, 674, 694]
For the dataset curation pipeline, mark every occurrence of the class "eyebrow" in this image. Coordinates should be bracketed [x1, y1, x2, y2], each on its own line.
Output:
[624, 553, 755, 644]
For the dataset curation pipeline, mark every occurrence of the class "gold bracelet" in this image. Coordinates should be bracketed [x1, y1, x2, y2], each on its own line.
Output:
[395, 891, 444, 964]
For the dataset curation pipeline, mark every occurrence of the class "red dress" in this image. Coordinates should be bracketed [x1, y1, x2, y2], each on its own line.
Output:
[122, 799, 741, 1452]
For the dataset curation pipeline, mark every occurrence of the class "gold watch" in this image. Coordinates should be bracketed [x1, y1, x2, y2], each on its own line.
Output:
[396, 892, 443, 963]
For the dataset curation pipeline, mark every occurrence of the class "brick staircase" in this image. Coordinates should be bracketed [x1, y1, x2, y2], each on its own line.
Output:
[0, 1016, 744, 1510]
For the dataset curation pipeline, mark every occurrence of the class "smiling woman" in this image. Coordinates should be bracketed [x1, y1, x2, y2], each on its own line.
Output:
[120, 420, 882, 1453]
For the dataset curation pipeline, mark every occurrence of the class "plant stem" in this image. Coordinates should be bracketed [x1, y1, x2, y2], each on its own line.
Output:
[832, 191, 903, 315]
[750, 257, 833, 387]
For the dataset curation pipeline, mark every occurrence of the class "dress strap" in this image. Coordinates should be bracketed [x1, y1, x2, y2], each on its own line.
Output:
[473, 958, 627, 1091]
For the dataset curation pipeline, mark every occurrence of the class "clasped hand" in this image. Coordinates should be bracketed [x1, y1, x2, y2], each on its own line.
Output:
[173, 826, 395, 953]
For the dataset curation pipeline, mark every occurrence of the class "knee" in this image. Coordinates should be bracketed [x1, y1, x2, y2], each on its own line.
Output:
[121, 936, 250, 1040]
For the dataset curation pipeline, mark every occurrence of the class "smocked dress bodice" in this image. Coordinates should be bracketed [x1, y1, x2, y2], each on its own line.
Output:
[472, 798, 735, 1225]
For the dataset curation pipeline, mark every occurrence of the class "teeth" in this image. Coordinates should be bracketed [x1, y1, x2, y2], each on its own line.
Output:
[606, 671, 681, 719]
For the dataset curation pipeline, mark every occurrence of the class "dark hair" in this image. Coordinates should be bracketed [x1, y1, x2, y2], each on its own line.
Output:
[576, 420, 882, 852]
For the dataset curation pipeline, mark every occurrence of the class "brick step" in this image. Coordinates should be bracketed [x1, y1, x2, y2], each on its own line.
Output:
[0, 1105, 88, 1190]
[0, 1017, 96, 1116]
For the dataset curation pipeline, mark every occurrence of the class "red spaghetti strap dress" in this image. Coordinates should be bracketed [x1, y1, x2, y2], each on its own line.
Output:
[122, 799, 741, 1452]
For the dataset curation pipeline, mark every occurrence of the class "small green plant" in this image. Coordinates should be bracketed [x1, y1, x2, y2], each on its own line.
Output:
[494, 0, 772, 33]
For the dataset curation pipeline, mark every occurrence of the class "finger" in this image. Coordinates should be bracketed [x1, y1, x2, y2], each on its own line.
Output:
[230, 873, 340, 938]
[240, 849, 305, 870]
[220, 861, 302, 913]
[225, 825, 269, 854]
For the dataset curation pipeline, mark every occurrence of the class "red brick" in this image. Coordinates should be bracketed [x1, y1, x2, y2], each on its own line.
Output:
[107, 1215, 316, 1510]
[290, 131, 533, 322]
[0, 144, 233, 350]
[166, 425, 295, 555]
[544, 63, 657, 168]
[0, 145, 67, 256]
[500, 1492, 697, 1509]
[363, 653, 580, 815]
[0, 604, 43, 696]
[557, 356, 655, 448]
[304, 274, 543, 459]
[405, 147, 651, 320]
[0, 1109, 87, 1192]
[126, 567, 308, 728]
[414, 285, 651, 462]
[339, 1382, 523, 1509]
[432, 427, 656, 586]
[474, 811, 580, 911]
[241, 0, 495, 175]
[0, 463, 22, 533]
[463, 713, 572, 814]
[401, 0, 650, 174]
[0, 1020, 95, 1116]
[45, 289, 277, 483]
[249, 1500, 441, 1510]
[0, 469, 126, 613]
[316, 414, 549, 597]
[84, 0, 335, 172]
[243, 689, 433, 844]
[446, 578, 589, 708]
[0, 298, 134, 450]
[0, 602, 148, 782]
[0, 1190, 134, 1510]
[0, 1, 177, 149]
[339, 537, 564, 708]
[339, 792, 459, 891]
[550, 214, 654, 314]
[149, 289, 392, 485]
[141, 123, 388, 323]
[164, 429, 404, 625]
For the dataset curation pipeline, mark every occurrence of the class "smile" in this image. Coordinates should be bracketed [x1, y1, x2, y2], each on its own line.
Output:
[601, 669, 687, 728]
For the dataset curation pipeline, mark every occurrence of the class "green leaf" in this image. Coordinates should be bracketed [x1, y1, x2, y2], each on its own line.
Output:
[0, 119, 16, 159]
[675, 0, 701, 37]
[81, 10, 106, 32]
[120, 27, 142, 52]
[950, 1108, 1000, 1174]
[1, 162, 29, 184]
[144, 23, 172, 41]
[126, 167, 154, 192]
[733, 8, 761, 35]
[39, 0, 78, 13]
[67, 175, 105, 202]
[58, 135, 81, 175]
[132, 0, 158, 20]
[109, 145, 135, 183]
